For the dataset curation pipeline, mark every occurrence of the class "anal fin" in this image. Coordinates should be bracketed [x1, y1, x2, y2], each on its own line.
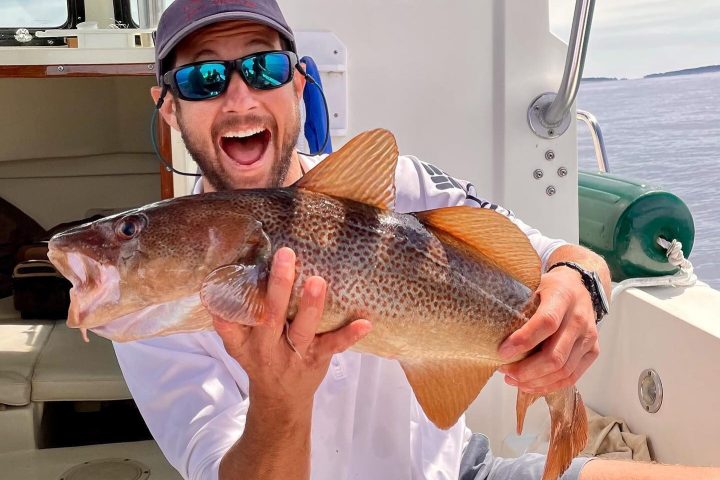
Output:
[516, 387, 588, 480]
[400, 359, 498, 430]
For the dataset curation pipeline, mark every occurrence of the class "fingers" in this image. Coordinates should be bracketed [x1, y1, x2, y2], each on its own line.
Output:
[503, 331, 598, 393]
[501, 300, 589, 378]
[287, 276, 327, 356]
[262, 247, 297, 335]
[314, 319, 373, 356]
[506, 349, 598, 393]
[499, 288, 570, 360]
[499, 300, 599, 393]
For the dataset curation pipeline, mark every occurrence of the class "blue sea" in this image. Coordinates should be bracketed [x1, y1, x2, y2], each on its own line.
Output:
[576, 71, 720, 289]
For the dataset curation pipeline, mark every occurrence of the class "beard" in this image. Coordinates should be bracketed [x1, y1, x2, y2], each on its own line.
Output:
[176, 101, 301, 191]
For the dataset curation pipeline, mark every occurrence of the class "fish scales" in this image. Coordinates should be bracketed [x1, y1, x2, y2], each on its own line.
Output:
[196, 188, 533, 362]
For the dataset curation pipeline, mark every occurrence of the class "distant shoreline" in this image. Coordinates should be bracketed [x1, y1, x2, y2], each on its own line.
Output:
[582, 64, 720, 82]
[644, 65, 720, 79]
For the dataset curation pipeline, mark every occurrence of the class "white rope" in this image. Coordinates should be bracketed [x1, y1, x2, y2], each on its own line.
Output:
[611, 238, 697, 300]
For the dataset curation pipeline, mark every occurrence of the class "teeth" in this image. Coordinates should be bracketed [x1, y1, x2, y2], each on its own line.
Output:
[223, 128, 265, 139]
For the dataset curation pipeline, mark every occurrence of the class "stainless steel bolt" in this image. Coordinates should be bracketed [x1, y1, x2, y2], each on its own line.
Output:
[57, 66, 64, 72]
[545, 150, 555, 161]
[533, 169, 544, 179]
[557, 167, 568, 177]
[148, 64, 154, 70]
[546, 185, 557, 196]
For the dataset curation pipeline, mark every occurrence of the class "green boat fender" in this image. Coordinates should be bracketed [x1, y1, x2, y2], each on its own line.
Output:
[578, 171, 695, 282]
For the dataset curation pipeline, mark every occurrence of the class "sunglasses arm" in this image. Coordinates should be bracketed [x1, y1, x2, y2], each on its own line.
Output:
[155, 84, 170, 110]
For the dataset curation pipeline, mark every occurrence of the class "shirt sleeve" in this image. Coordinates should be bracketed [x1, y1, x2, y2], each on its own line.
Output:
[394, 155, 567, 269]
[114, 333, 248, 480]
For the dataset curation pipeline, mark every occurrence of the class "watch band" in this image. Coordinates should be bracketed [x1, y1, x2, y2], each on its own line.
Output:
[547, 261, 607, 323]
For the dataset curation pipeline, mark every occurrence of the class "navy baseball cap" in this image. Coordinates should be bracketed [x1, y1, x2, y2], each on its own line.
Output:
[154, 0, 296, 84]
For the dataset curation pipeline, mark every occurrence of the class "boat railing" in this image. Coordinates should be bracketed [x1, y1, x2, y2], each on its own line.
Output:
[576, 109, 610, 172]
[528, 0, 596, 139]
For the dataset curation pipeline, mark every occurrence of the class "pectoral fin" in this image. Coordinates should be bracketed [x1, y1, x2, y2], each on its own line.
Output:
[516, 387, 588, 480]
[400, 359, 498, 429]
[200, 227, 272, 326]
[200, 263, 268, 325]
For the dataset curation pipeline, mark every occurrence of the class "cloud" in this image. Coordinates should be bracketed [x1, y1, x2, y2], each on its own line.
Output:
[550, 0, 720, 77]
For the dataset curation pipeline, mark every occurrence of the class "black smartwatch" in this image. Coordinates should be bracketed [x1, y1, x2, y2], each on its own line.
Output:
[547, 261, 609, 323]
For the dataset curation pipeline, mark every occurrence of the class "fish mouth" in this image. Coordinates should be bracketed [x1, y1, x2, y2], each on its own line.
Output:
[218, 127, 271, 168]
[47, 249, 121, 328]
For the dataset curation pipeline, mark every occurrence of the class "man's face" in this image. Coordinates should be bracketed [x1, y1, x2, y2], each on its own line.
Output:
[156, 21, 305, 191]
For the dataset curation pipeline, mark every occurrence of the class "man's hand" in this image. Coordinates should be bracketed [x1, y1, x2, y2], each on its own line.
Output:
[497, 245, 609, 394]
[213, 247, 372, 412]
[213, 247, 371, 480]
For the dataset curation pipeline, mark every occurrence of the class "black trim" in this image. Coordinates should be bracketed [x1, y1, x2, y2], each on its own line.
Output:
[0, 0, 85, 47]
[547, 261, 609, 323]
[114, 0, 139, 28]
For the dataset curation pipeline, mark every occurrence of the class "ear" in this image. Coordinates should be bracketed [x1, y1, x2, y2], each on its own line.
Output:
[150, 86, 180, 131]
[293, 62, 307, 100]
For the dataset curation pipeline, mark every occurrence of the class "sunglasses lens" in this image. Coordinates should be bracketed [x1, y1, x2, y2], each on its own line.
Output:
[174, 62, 228, 99]
[240, 52, 292, 90]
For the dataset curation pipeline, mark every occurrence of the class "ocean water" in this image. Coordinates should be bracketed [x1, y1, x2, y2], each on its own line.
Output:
[576, 71, 720, 289]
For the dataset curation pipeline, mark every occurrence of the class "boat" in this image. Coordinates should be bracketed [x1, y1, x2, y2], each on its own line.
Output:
[0, 1, 718, 478]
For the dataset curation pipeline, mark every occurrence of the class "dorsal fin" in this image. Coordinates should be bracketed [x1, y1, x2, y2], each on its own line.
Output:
[415, 206, 541, 291]
[295, 129, 398, 209]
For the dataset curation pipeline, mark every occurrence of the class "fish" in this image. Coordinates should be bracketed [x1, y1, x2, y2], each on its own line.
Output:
[47, 129, 587, 480]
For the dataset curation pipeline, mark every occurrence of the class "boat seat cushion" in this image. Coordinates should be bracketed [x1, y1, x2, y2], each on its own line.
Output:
[0, 321, 55, 406]
[31, 325, 131, 402]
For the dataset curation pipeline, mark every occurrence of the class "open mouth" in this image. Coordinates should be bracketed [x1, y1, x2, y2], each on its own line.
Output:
[46, 250, 120, 328]
[219, 128, 271, 167]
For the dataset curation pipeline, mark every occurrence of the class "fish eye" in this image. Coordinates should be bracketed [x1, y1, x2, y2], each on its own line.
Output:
[115, 215, 146, 240]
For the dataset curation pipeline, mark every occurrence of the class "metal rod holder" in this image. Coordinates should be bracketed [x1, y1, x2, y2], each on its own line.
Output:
[577, 110, 609, 172]
[528, 0, 596, 139]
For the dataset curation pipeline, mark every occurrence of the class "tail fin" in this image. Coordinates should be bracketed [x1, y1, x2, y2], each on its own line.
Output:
[516, 387, 588, 480]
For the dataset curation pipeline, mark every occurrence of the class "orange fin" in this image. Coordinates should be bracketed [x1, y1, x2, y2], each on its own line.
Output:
[516, 390, 543, 435]
[516, 387, 588, 480]
[201, 222, 272, 325]
[400, 359, 498, 430]
[295, 129, 399, 209]
[415, 206, 541, 291]
[200, 264, 267, 325]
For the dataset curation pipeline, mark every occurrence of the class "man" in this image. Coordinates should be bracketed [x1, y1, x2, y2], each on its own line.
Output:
[114, 1, 719, 480]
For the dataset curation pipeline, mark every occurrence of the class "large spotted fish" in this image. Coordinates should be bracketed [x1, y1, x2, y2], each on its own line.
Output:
[48, 130, 587, 480]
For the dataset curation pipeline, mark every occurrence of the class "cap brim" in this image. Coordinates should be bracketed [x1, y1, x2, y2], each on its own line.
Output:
[157, 11, 296, 80]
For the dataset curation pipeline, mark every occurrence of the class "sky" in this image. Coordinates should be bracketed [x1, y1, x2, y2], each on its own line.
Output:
[550, 0, 720, 78]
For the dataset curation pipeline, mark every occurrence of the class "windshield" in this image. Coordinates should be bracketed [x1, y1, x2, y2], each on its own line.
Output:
[130, 0, 174, 27]
[1, 0, 69, 28]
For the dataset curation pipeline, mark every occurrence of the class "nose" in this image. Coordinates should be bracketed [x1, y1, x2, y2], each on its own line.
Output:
[221, 70, 260, 114]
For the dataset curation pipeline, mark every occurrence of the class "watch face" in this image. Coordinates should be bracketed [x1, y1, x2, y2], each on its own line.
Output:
[592, 271, 610, 313]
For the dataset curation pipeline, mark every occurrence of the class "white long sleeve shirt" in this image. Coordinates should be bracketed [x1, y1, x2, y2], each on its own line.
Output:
[114, 155, 566, 480]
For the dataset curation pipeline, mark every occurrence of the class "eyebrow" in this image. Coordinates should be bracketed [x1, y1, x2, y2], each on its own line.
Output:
[188, 49, 219, 62]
